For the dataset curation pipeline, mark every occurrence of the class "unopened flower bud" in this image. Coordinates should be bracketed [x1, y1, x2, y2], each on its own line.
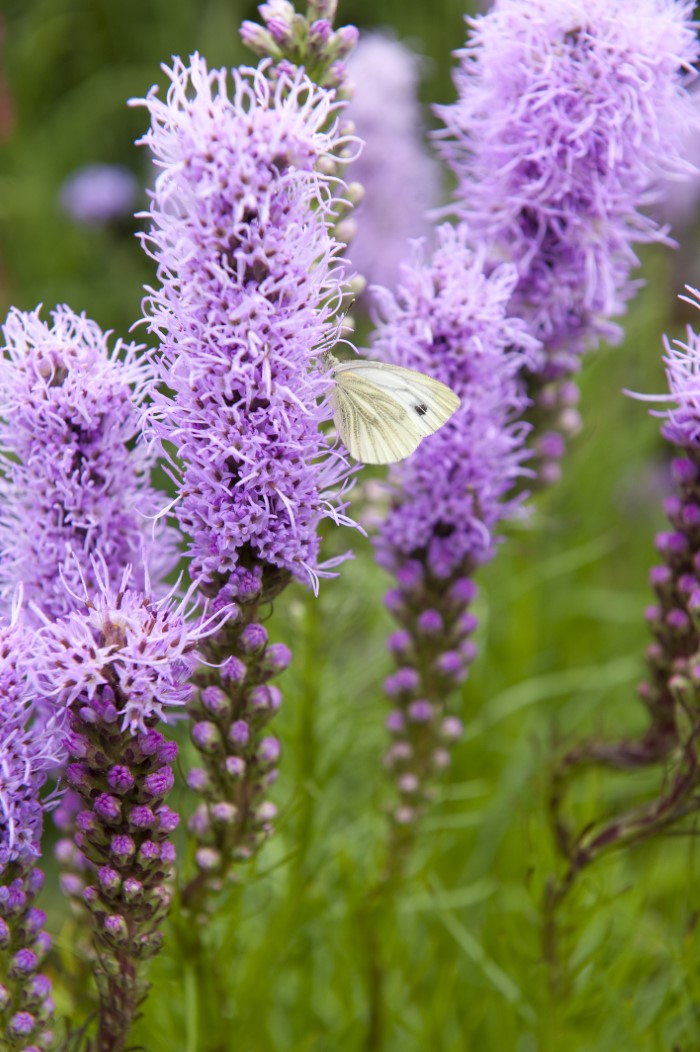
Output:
[240, 623, 268, 654]
[195, 847, 221, 872]
[192, 720, 221, 753]
[229, 720, 250, 748]
[408, 700, 433, 723]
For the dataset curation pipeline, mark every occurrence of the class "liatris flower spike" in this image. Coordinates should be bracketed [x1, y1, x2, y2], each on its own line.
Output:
[35, 563, 227, 1052]
[0, 596, 65, 1051]
[133, 55, 359, 904]
[437, 0, 700, 481]
[550, 289, 700, 890]
[371, 224, 538, 855]
[0, 304, 179, 623]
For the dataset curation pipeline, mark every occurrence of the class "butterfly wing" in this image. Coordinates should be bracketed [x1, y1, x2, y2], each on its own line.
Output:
[332, 360, 461, 465]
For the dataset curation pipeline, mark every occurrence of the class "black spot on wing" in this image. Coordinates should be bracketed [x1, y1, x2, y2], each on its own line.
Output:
[414, 403, 428, 417]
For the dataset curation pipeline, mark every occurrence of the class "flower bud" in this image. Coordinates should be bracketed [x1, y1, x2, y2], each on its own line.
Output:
[240, 623, 268, 654]
[191, 720, 221, 753]
[201, 685, 230, 718]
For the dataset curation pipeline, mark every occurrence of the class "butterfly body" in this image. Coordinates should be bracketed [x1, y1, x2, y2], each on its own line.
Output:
[330, 357, 461, 465]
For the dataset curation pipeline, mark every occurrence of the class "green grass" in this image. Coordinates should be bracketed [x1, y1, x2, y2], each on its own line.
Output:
[4, 1, 700, 1049]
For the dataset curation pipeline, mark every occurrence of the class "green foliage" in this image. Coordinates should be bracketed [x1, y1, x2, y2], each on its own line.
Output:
[3, 1, 700, 1049]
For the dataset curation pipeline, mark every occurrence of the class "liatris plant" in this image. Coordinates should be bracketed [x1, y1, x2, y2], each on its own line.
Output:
[547, 292, 700, 939]
[436, 0, 700, 481]
[343, 33, 440, 294]
[0, 304, 180, 931]
[0, 601, 64, 1050]
[370, 224, 539, 865]
[35, 565, 223, 1052]
[132, 52, 358, 906]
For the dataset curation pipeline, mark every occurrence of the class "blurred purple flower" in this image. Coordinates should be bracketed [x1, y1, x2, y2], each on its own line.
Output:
[344, 34, 440, 292]
[437, 0, 700, 375]
[59, 164, 138, 226]
[0, 305, 178, 622]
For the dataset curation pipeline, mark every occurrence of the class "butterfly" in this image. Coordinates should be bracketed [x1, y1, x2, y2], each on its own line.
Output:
[329, 355, 461, 465]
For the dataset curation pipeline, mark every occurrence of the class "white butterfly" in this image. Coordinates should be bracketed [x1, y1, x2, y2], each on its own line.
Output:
[329, 355, 461, 465]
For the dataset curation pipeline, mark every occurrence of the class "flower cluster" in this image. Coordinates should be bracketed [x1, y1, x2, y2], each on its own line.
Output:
[241, 0, 359, 90]
[344, 34, 440, 293]
[0, 609, 64, 1050]
[638, 299, 700, 754]
[552, 294, 700, 873]
[134, 55, 356, 599]
[184, 624, 291, 883]
[437, 0, 699, 372]
[370, 224, 537, 833]
[133, 54, 360, 895]
[35, 568, 218, 1051]
[0, 305, 178, 622]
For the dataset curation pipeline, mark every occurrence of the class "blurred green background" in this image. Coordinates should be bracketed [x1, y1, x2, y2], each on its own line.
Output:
[3, 2, 700, 1050]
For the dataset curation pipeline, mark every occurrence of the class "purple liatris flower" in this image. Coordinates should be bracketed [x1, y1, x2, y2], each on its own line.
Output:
[436, 0, 700, 475]
[0, 305, 178, 622]
[132, 55, 360, 897]
[133, 55, 356, 597]
[35, 565, 222, 1051]
[343, 34, 440, 294]
[0, 600, 64, 1050]
[549, 292, 700, 871]
[370, 224, 537, 834]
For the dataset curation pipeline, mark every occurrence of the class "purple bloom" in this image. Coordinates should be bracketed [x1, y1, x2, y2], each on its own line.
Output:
[436, 0, 700, 373]
[550, 292, 700, 874]
[132, 55, 358, 597]
[59, 164, 138, 226]
[0, 305, 178, 622]
[36, 564, 221, 735]
[34, 566, 219, 1051]
[369, 224, 536, 831]
[344, 34, 440, 293]
[131, 54, 365, 902]
[373, 224, 535, 577]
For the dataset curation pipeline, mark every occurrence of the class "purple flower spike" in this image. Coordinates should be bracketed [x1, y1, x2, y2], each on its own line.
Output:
[132, 55, 358, 598]
[437, 0, 699, 368]
[34, 567, 223, 1052]
[550, 293, 700, 880]
[369, 223, 535, 835]
[131, 51, 361, 907]
[0, 305, 178, 621]
[436, 0, 700, 482]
